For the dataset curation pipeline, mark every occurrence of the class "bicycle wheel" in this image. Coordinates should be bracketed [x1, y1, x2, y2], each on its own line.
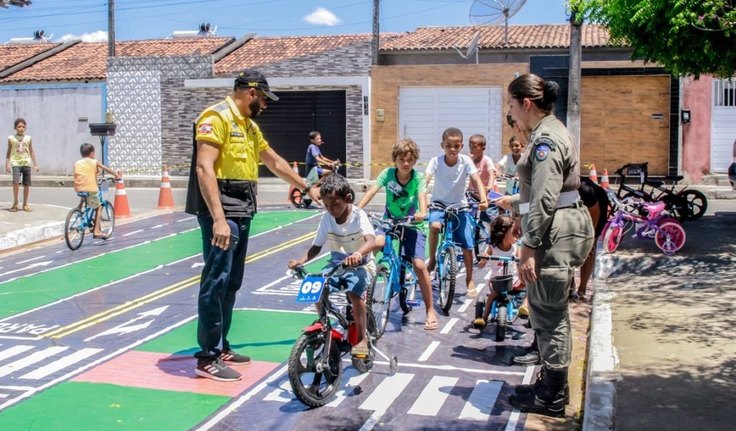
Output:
[602, 222, 623, 253]
[64, 208, 86, 250]
[678, 189, 707, 221]
[655, 220, 686, 255]
[438, 247, 457, 315]
[495, 304, 508, 342]
[366, 264, 391, 339]
[99, 201, 115, 236]
[288, 332, 343, 408]
[289, 188, 306, 209]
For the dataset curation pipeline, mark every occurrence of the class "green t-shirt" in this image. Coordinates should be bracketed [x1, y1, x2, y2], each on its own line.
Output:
[375, 167, 425, 219]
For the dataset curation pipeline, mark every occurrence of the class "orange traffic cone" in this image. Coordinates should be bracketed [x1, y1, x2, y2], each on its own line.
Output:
[157, 164, 175, 209]
[287, 161, 299, 203]
[114, 178, 132, 218]
[600, 168, 610, 189]
[588, 164, 598, 184]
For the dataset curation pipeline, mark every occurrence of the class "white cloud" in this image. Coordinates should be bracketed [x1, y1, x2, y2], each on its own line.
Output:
[58, 30, 108, 43]
[303, 7, 341, 26]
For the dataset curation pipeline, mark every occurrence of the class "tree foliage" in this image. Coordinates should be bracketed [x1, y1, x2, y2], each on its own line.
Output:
[571, 0, 736, 77]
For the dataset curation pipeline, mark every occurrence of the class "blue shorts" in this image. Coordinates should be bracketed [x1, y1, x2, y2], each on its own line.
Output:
[428, 208, 474, 249]
[375, 226, 426, 260]
[326, 266, 371, 298]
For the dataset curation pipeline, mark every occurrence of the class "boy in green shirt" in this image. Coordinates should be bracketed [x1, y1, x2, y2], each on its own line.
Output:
[359, 139, 439, 330]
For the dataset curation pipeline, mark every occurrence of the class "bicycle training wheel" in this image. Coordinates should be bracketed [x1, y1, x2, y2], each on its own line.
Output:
[287, 332, 343, 408]
[679, 189, 707, 221]
[438, 247, 457, 315]
[602, 222, 623, 254]
[99, 201, 115, 236]
[366, 264, 391, 339]
[495, 305, 508, 342]
[655, 219, 686, 255]
[64, 208, 86, 250]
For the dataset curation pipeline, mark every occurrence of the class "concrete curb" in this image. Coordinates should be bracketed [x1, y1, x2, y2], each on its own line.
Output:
[583, 252, 618, 431]
[0, 220, 64, 250]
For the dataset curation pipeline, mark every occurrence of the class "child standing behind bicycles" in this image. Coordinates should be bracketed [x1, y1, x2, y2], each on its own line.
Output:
[73, 143, 121, 240]
[473, 215, 527, 327]
[358, 138, 440, 331]
[288, 173, 376, 358]
[425, 127, 488, 297]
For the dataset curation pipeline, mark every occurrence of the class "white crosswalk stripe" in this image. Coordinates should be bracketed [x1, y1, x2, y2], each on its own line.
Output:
[0, 346, 68, 378]
[408, 375, 459, 416]
[0, 345, 34, 361]
[459, 380, 504, 420]
[20, 348, 103, 380]
[0, 345, 104, 381]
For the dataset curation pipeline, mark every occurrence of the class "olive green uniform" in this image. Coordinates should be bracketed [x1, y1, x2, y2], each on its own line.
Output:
[510, 115, 594, 370]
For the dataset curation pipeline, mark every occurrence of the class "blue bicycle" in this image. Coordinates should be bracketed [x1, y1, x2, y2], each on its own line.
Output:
[473, 255, 524, 342]
[64, 178, 115, 250]
[366, 214, 420, 338]
[428, 201, 471, 315]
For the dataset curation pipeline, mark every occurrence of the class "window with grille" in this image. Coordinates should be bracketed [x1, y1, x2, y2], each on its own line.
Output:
[714, 79, 736, 107]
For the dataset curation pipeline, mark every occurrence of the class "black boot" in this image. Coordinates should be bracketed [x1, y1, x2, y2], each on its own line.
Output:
[509, 367, 568, 417]
[514, 368, 570, 404]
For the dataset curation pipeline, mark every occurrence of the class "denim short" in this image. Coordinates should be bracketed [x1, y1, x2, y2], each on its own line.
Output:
[375, 226, 426, 260]
[428, 208, 474, 249]
[12, 166, 31, 186]
[326, 266, 371, 298]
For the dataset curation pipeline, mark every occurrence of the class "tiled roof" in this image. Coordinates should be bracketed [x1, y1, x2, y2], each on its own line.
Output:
[0, 43, 59, 72]
[381, 24, 620, 51]
[1, 37, 233, 82]
[215, 34, 372, 74]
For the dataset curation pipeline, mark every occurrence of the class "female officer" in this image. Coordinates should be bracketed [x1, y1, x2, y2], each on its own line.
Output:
[496, 74, 594, 417]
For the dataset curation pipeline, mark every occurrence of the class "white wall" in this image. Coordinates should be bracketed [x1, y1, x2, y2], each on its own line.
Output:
[0, 84, 105, 175]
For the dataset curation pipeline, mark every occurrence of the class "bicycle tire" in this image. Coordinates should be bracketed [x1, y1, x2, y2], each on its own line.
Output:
[289, 188, 306, 209]
[99, 201, 115, 236]
[678, 189, 707, 221]
[495, 305, 507, 342]
[366, 264, 391, 340]
[64, 208, 86, 250]
[438, 247, 457, 315]
[288, 332, 342, 408]
[602, 222, 623, 253]
[655, 220, 686, 255]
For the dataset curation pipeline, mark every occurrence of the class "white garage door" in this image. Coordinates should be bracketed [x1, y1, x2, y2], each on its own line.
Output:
[711, 79, 736, 172]
[399, 87, 503, 167]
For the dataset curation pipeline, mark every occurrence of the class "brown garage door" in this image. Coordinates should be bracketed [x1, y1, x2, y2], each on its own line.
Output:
[581, 75, 671, 177]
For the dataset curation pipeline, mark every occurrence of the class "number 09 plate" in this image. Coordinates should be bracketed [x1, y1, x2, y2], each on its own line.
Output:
[296, 275, 326, 303]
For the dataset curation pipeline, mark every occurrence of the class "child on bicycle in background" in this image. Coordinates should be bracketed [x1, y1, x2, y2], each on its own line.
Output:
[73, 143, 121, 240]
[425, 127, 488, 297]
[358, 138, 440, 331]
[467, 134, 496, 196]
[497, 113, 525, 195]
[473, 215, 527, 328]
[304, 131, 338, 179]
[288, 173, 376, 357]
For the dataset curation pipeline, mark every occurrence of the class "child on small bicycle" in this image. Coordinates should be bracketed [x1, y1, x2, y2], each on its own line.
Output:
[473, 215, 528, 328]
[425, 127, 488, 297]
[288, 173, 376, 358]
[73, 143, 121, 240]
[358, 138, 440, 331]
[304, 131, 338, 179]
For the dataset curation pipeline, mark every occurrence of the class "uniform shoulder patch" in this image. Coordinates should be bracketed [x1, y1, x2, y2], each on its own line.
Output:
[198, 123, 214, 135]
[534, 137, 555, 162]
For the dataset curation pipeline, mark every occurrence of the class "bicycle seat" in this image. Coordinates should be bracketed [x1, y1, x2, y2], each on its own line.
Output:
[644, 180, 664, 188]
[664, 175, 684, 182]
[642, 200, 666, 219]
[76, 192, 90, 197]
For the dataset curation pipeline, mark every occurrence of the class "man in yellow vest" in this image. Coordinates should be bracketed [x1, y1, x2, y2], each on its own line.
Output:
[185, 69, 319, 382]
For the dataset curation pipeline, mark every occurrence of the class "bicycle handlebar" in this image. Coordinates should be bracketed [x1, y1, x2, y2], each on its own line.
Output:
[289, 263, 346, 280]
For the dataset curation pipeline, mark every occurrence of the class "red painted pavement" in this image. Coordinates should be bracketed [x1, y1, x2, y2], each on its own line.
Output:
[72, 350, 279, 397]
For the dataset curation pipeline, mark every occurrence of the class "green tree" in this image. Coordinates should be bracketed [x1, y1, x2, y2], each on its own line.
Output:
[575, 0, 736, 77]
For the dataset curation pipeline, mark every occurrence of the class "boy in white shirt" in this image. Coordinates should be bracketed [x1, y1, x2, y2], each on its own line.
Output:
[425, 127, 487, 297]
[288, 174, 376, 357]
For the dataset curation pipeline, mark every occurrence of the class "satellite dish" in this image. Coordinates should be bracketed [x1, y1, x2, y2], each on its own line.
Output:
[455, 30, 481, 63]
[469, 0, 527, 46]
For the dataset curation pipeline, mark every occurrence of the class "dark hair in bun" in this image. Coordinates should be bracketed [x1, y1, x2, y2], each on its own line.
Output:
[508, 73, 558, 114]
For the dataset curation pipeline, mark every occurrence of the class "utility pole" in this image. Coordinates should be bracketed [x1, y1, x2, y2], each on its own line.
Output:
[108, 0, 115, 57]
[567, 8, 582, 150]
[372, 0, 379, 65]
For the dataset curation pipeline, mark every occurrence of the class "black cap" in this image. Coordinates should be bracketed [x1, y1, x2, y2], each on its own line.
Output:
[234, 69, 279, 101]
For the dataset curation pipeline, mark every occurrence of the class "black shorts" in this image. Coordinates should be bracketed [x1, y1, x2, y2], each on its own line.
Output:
[578, 177, 609, 237]
[12, 166, 31, 186]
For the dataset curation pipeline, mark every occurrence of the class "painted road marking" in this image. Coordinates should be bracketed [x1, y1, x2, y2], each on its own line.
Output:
[418, 340, 440, 362]
[262, 378, 293, 403]
[359, 372, 414, 430]
[458, 380, 503, 420]
[20, 348, 103, 380]
[0, 345, 34, 361]
[123, 229, 144, 237]
[457, 298, 473, 313]
[504, 365, 536, 431]
[440, 317, 459, 334]
[407, 375, 459, 416]
[0, 346, 68, 378]
[84, 306, 168, 342]
[326, 367, 370, 407]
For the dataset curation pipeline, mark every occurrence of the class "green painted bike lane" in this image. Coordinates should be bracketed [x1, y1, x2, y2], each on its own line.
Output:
[0, 210, 318, 318]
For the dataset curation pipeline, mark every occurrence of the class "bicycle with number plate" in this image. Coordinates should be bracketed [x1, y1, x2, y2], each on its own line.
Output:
[429, 201, 471, 315]
[64, 177, 115, 250]
[366, 214, 420, 339]
[287, 264, 397, 408]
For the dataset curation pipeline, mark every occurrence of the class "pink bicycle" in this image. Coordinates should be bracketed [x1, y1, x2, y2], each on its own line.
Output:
[601, 189, 686, 256]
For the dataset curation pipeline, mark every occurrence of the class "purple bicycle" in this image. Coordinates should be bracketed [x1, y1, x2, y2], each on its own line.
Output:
[601, 189, 686, 256]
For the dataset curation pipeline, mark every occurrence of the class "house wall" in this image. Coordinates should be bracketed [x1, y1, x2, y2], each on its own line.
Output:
[108, 55, 213, 176]
[370, 63, 527, 178]
[0, 83, 104, 175]
[681, 76, 712, 181]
